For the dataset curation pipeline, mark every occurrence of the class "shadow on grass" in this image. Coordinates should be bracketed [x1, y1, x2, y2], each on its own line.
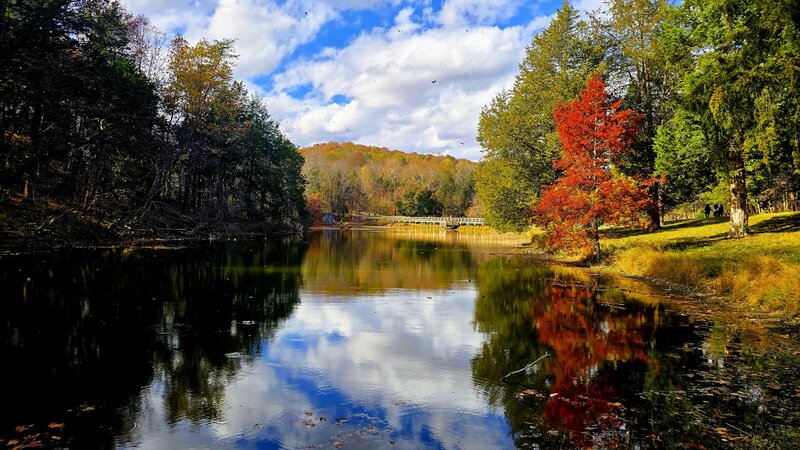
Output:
[659, 235, 728, 251]
[600, 213, 800, 259]
[601, 217, 728, 240]
[750, 213, 800, 234]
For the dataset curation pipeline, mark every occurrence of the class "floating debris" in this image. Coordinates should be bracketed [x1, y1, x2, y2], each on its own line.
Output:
[518, 389, 545, 399]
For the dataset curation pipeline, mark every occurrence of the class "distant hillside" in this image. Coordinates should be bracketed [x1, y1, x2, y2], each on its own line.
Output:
[300, 142, 479, 217]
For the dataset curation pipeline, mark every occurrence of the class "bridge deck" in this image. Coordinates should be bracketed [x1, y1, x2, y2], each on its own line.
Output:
[373, 216, 485, 227]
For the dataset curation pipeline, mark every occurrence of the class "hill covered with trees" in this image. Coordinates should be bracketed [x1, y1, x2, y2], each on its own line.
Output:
[0, 0, 308, 244]
[301, 142, 478, 219]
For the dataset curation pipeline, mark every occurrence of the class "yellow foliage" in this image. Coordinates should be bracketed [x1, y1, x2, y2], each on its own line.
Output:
[717, 256, 800, 314]
[604, 212, 800, 316]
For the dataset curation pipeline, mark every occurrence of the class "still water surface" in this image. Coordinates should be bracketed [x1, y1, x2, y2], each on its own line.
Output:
[1, 230, 799, 449]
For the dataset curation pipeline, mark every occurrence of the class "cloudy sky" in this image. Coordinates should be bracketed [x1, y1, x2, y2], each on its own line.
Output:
[122, 0, 602, 160]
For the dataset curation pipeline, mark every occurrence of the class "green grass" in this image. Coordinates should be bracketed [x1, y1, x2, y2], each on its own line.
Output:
[596, 212, 800, 317]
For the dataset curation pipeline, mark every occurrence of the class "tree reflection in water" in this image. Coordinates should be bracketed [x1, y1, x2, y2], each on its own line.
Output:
[0, 238, 306, 448]
[536, 282, 651, 447]
[471, 258, 699, 448]
[3, 233, 798, 449]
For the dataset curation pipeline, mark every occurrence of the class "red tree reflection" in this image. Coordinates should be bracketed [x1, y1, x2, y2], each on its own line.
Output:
[532, 282, 655, 447]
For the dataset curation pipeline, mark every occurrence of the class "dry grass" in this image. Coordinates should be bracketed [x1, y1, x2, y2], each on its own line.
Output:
[599, 212, 800, 317]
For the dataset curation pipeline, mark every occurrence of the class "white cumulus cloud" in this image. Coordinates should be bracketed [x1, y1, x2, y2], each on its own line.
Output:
[268, 18, 541, 159]
[120, 0, 598, 160]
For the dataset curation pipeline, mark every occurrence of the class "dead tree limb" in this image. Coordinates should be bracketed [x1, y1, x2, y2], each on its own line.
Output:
[500, 352, 550, 382]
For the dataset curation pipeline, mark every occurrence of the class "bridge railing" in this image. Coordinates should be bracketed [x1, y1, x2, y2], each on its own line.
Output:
[371, 216, 485, 227]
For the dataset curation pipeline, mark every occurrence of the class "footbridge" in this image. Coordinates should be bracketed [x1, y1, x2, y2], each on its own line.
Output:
[373, 215, 485, 228]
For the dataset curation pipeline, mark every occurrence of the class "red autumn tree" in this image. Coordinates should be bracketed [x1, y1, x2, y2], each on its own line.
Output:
[534, 73, 654, 259]
[306, 192, 324, 222]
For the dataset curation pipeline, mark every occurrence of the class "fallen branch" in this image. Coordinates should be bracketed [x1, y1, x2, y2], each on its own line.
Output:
[36, 208, 77, 231]
[501, 352, 550, 382]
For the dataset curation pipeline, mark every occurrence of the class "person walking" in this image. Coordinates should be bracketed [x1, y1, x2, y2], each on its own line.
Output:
[704, 204, 711, 218]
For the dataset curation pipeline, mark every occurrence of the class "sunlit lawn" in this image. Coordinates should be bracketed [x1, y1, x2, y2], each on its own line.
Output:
[599, 212, 800, 316]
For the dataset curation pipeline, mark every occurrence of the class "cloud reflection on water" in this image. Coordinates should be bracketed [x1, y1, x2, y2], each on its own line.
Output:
[125, 288, 516, 449]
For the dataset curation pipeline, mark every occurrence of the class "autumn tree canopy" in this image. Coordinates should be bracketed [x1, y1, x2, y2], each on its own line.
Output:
[301, 142, 477, 218]
[534, 74, 653, 258]
[479, 0, 799, 240]
[476, 1, 604, 231]
[0, 1, 308, 233]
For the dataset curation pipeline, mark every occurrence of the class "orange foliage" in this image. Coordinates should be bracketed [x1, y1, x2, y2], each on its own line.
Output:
[534, 74, 655, 256]
[532, 283, 655, 447]
[306, 192, 323, 221]
[300, 142, 477, 216]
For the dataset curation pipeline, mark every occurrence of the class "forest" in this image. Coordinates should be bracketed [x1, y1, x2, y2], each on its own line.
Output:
[3, 0, 799, 249]
[0, 0, 308, 239]
[477, 0, 800, 240]
[301, 142, 477, 219]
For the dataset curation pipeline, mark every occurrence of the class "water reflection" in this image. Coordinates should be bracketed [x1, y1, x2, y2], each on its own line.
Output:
[1, 231, 799, 449]
[471, 258, 800, 449]
[1, 239, 306, 448]
[301, 230, 479, 295]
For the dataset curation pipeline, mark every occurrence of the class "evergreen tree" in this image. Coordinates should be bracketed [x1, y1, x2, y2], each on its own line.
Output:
[476, 1, 604, 230]
[677, 0, 800, 236]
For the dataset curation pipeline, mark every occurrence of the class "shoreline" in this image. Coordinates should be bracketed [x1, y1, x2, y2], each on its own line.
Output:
[0, 197, 305, 254]
[4, 210, 799, 328]
[311, 221, 799, 326]
[520, 212, 800, 324]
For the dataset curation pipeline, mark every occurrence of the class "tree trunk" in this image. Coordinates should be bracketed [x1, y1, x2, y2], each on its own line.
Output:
[591, 219, 601, 261]
[728, 152, 748, 238]
[182, 171, 191, 211]
[645, 182, 662, 229]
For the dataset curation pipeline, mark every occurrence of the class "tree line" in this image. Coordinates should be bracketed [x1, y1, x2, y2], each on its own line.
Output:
[301, 142, 477, 219]
[0, 0, 308, 235]
[477, 0, 800, 238]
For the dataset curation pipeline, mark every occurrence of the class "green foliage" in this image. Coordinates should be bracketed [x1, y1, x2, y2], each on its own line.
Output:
[476, 1, 604, 230]
[0, 1, 308, 232]
[475, 158, 535, 232]
[593, 0, 681, 227]
[674, 0, 800, 235]
[654, 110, 717, 208]
[0, 0, 158, 203]
[434, 169, 475, 216]
[232, 97, 309, 225]
[596, 0, 678, 146]
[478, 0, 799, 239]
[396, 188, 443, 217]
[698, 181, 731, 211]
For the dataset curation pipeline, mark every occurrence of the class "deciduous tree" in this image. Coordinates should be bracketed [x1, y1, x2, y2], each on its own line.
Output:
[592, 0, 682, 227]
[477, 1, 604, 230]
[534, 74, 653, 258]
[474, 158, 535, 232]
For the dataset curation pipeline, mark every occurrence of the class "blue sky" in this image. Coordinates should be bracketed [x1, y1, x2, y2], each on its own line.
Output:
[122, 0, 603, 160]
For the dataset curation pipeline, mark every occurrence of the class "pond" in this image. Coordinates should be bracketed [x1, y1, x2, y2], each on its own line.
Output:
[1, 230, 799, 449]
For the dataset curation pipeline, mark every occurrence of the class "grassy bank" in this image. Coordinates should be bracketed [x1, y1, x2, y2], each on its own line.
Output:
[592, 212, 800, 317]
